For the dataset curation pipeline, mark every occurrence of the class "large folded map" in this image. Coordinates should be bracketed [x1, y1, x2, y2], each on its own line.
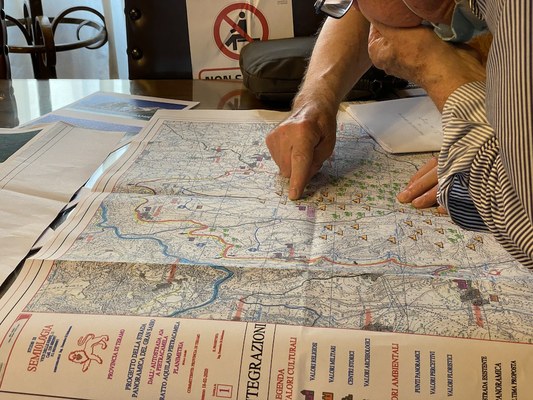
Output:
[0, 110, 531, 399]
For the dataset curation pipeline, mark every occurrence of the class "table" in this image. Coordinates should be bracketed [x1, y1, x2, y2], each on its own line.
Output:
[0, 79, 288, 128]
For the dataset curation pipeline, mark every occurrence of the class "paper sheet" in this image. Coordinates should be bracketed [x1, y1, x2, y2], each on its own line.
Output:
[347, 96, 442, 153]
[0, 305, 531, 399]
[21, 91, 199, 143]
[0, 109, 531, 399]
[0, 122, 123, 282]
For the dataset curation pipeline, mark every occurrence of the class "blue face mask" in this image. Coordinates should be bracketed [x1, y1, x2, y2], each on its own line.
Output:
[430, 0, 488, 42]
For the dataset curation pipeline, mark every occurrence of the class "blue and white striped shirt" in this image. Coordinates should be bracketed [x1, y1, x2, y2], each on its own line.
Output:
[437, 0, 533, 268]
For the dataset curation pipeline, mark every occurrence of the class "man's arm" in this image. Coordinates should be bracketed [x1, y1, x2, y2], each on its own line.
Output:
[439, 1, 533, 267]
[366, 3, 533, 267]
[367, 22, 486, 113]
[266, 7, 371, 200]
[295, 7, 371, 113]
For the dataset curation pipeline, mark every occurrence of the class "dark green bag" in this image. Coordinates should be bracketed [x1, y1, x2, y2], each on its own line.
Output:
[239, 36, 408, 105]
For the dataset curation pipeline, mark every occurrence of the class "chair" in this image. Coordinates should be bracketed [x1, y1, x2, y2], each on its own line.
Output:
[125, 0, 191, 79]
[0, 0, 10, 79]
[124, 0, 324, 79]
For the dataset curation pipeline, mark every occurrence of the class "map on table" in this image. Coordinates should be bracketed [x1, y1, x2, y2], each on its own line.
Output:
[27, 110, 533, 343]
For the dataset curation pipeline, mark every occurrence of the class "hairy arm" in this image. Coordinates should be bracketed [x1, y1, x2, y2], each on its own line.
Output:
[295, 7, 372, 113]
[266, 7, 371, 200]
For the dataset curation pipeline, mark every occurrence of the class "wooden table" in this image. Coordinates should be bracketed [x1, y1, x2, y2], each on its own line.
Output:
[0, 79, 289, 128]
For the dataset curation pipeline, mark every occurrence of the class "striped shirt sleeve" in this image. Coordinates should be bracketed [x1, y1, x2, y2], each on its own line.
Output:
[437, 0, 533, 268]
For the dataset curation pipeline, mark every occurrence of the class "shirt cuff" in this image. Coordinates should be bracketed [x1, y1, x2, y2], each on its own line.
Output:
[437, 81, 492, 231]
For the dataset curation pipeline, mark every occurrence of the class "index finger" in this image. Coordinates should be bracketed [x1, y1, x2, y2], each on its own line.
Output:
[288, 139, 317, 200]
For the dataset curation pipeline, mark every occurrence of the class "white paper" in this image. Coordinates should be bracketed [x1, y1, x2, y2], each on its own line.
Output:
[0, 122, 123, 282]
[21, 91, 199, 141]
[0, 309, 531, 399]
[1, 92, 199, 280]
[0, 109, 531, 399]
[347, 96, 442, 153]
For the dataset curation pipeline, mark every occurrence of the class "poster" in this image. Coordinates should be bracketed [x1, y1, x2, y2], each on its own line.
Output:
[186, 0, 295, 79]
[0, 309, 530, 399]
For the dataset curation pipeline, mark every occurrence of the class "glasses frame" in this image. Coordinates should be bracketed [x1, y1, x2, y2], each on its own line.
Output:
[314, 0, 354, 19]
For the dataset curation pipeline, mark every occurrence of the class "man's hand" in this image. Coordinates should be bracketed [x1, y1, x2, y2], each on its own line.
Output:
[365, 20, 486, 211]
[265, 104, 337, 200]
[367, 21, 486, 111]
[265, 7, 372, 201]
[397, 156, 447, 213]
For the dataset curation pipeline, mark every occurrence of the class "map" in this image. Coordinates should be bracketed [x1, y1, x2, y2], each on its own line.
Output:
[26, 111, 533, 343]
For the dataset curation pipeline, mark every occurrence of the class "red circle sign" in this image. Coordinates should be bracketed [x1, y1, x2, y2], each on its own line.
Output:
[217, 89, 246, 109]
[213, 3, 269, 60]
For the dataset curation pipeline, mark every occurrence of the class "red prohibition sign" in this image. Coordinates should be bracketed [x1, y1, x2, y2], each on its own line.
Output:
[218, 89, 245, 109]
[214, 3, 269, 60]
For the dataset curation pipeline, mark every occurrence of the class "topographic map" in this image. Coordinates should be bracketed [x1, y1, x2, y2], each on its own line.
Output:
[26, 111, 533, 343]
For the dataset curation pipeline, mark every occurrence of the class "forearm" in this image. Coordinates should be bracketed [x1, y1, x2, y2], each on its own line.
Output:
[366, 21, 487, 113]
[425, 33, 493, 110]
[418, 44, 486, 112]
[294, 7, 372, 117]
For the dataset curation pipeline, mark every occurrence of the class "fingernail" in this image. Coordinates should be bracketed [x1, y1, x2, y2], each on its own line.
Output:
[289, 188, 298, 200]
[397, 190, 410, 203]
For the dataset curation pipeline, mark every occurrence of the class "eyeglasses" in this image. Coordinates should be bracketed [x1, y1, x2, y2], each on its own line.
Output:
[314, 0, 354, 19]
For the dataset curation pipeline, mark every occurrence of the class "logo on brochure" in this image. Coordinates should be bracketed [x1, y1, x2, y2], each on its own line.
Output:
[68, 333, 109, 372]
[300, 390, 354, 400]
[214, 384, 233, 398]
